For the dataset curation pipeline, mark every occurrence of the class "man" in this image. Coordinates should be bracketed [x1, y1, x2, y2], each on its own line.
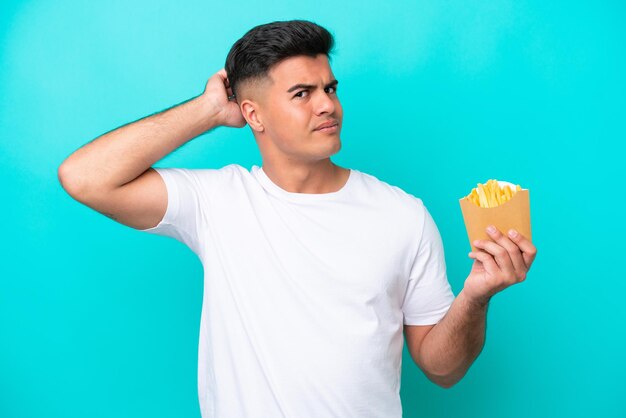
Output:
[58, 20, 537, 418]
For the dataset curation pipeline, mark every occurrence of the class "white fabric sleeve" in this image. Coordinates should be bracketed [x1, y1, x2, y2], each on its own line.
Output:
[402, 204, 456, 325]
[138, 167, 204, 257]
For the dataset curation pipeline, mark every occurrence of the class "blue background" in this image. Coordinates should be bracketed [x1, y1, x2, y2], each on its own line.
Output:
[1, 1, 624, 417]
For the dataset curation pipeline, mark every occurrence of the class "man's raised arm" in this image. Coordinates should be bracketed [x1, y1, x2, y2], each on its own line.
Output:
[58, 68, 244, 197]
[57, 68, 246, 230]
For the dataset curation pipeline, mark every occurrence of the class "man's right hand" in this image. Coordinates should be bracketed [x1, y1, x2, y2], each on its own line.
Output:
[202, 68, 247, 129]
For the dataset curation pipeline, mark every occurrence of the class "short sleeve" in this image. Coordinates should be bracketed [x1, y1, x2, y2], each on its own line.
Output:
[401, 204, 455, 325]
[138, 167, 204, 256]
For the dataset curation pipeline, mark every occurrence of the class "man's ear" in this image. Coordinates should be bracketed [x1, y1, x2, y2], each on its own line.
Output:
[241, 100, 264, 133]
[237, 75, 272, 133]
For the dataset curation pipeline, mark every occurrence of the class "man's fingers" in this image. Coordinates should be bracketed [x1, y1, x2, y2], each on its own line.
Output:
[216, 68, 231, 87]
[473, 238, 515, 276]
[210, 68, 234, 98]
[507, 229, 538, 268]
[485, 226, 527, 275]
[469, 250, 500, 276]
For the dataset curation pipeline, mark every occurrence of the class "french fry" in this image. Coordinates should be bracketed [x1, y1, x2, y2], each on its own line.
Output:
[463, 179, 522, 208]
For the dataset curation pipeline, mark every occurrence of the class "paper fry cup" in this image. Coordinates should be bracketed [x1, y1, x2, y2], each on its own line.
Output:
[459, 181, 532, 252]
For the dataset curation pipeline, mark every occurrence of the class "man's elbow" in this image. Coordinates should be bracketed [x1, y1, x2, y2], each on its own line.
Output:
[58, 162, 84, 198]
[435, 377, 459, 389]
[425, 370, 463, 389]
[58, 162, 99, 202]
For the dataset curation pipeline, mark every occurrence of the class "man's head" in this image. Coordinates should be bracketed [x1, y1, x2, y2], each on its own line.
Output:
[225, 20, 343, 167]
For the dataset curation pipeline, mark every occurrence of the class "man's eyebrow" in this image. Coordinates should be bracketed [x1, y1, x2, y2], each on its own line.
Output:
[286, 79, 339, 93]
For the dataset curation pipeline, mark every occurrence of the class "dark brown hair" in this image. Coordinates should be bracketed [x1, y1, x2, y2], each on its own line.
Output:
[225, 20, 335, 100]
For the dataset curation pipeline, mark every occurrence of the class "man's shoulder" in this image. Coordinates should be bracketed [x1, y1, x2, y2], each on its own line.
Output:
[355, 170, 430, 246]
[152, 164, 251, 193]
[157, 163, 247, 178]
[357, 169, 425, 211]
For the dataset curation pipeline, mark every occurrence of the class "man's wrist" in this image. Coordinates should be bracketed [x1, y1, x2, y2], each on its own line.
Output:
[188, 94, 222, 132]
[458, 289, 491, 312]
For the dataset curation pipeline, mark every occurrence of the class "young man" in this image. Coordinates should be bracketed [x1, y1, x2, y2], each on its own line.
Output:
[58, 20, 537, 418]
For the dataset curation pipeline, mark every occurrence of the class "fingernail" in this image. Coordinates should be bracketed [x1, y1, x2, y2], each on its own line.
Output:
[508, 229, 518, 238]
[473, 240, 480, 246]
[487, 225, 496, 234]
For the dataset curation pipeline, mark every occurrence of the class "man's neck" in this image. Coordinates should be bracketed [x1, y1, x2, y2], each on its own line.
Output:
[261, 159, 349, 194]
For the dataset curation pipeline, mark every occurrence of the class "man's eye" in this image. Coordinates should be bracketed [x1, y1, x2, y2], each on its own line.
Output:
[294, 87, 337, 98]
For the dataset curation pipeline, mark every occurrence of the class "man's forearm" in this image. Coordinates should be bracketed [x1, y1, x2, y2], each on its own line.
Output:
[419, 290, 489, 387]
[58, 94, 219, 196]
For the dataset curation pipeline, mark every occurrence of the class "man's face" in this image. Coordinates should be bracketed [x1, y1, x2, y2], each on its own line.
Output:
[242, 54, 343, 166]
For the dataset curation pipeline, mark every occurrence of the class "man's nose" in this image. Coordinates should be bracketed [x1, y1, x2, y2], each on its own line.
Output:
[314, 90, 336, 115]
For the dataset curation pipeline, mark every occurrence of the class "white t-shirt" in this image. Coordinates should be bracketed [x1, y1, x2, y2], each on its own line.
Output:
[140, 163, 455, 418]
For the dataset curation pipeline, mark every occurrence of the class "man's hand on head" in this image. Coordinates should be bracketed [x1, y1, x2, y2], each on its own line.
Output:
[201, 68, 247, 129]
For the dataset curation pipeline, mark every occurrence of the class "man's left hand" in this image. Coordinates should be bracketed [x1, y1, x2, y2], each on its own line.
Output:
[463, 226, 538, 306]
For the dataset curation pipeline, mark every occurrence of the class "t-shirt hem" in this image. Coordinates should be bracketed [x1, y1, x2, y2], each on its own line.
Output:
[137, 167, 179, 232]
[403, 304, 453, 326]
